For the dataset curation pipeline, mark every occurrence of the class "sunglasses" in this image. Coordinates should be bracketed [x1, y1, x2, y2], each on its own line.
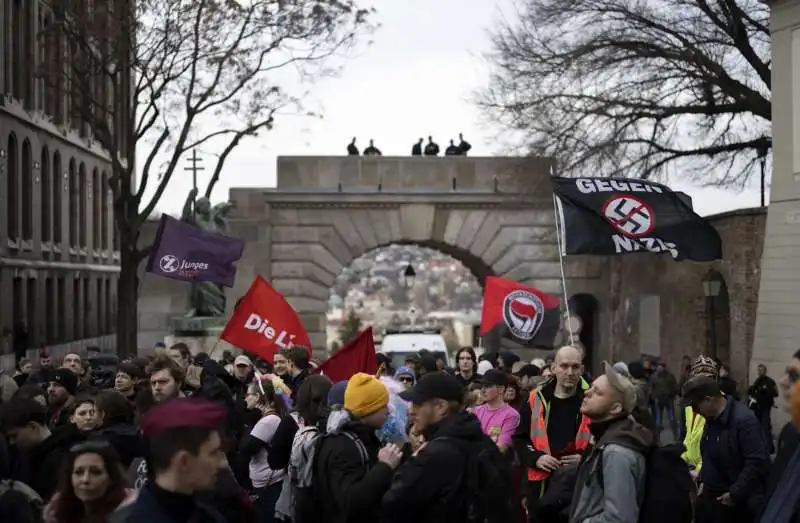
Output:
[398, 376, 414, 383]
[787, 368, 800, 384]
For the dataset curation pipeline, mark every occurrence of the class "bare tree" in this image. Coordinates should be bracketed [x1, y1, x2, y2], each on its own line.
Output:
[40, 0, 374, 354]
[478, 0, 771, 188]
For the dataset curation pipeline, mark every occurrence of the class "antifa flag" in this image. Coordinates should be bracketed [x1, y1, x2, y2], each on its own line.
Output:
[146, 214, 244, 287]
[220, 276, 311, 361]
[480, 276, 561, 349]
[315, 328, 378, 382]
[551, 176, 722, 261]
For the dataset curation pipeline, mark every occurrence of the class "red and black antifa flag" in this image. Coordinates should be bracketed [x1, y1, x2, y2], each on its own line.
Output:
[551, 177, 722, 261]
[480, 276, 561, 349]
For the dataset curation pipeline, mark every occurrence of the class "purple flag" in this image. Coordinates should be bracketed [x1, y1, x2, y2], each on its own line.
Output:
[145, 214, 244, 287]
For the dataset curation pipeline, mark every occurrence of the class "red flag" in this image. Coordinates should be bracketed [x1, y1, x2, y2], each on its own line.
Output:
[315, 328, 377, 382]
[479, 276, 561, 348]
[220, 276, 311, 360]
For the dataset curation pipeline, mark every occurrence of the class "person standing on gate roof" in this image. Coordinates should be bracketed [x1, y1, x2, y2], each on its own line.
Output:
[569, 362, 654, 523]
[512, 345, 591, 523]
[313, 373, 403, 523]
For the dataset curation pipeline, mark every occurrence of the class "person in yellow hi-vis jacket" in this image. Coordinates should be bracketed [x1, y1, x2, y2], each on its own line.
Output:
[680, 356, 720, 477]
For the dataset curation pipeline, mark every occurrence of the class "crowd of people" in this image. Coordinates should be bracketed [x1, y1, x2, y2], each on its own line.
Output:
[346, 134, 472, 157]
[0, 342, 797, 523]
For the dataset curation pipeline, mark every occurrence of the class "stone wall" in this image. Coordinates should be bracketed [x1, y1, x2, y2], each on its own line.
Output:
[602, 208, 766, 388]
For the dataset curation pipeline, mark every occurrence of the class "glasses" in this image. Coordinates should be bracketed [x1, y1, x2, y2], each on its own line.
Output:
[787, 368, 800, 384]
[399, 377, 414, 384]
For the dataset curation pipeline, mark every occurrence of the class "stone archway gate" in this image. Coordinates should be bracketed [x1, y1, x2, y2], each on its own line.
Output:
[224, 156, 604, 351]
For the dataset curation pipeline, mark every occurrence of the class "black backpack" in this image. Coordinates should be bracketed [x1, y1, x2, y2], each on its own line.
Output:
[446, 438, 517, 523]
[599, 443, 694, 523]
[0, 480, 43, 523]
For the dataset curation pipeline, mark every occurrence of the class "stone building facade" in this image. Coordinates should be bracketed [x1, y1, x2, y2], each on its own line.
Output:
[0, 0, 126, 359]
[137, 156, 766, 394]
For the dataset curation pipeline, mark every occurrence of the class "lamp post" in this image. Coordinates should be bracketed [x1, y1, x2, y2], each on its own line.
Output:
[402, 264, 416, 289]
[701, 269, 723, 357]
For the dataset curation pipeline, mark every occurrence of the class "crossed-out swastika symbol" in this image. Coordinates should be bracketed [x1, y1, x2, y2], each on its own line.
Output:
[601, 195, 655, 237]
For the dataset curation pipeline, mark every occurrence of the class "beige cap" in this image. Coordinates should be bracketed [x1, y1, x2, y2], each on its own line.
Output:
[603, 361, 637, 415]
[234, 355, 253, 367]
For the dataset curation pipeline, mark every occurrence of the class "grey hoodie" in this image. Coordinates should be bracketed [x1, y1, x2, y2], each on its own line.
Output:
[570, 417, 654, 523]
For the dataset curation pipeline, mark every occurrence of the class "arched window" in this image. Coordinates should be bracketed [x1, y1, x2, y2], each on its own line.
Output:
[68, 158, 77, 247]
[78, 162, 87, 247]
[41, 147, 50, 242]
[92, 168, 100, 249]
[21, 139, 33, 240]
[6, 133, 19, 240]
[101, 171, 109, 250]
[52, 151, 62, 243]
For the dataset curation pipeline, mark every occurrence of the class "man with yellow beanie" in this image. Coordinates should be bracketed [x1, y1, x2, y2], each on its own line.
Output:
[313, 372, 404, 523]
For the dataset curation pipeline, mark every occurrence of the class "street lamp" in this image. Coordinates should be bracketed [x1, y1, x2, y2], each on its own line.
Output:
[701, 269, 724, 357]
[402, 264, 416, 289]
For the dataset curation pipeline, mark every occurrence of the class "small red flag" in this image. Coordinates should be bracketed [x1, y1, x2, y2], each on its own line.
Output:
[220, 276, 311, 361]
[315, 328, 378, 382]
[480, 276, 561, 349]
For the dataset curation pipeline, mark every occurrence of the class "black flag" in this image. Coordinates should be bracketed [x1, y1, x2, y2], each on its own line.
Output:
[551, 176, 722, 261]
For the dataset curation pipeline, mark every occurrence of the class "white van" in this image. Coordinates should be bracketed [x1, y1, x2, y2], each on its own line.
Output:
[379, 330, 452, 371]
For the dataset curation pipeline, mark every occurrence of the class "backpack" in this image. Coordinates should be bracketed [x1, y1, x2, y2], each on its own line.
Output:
[294, 430, 368, 523]
[445, 438, 516, 523]
[0, 479, 43, 523]
[599, 443, 694, 523]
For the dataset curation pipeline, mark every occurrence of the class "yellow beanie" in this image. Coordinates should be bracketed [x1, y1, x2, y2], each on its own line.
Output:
[345, 373, 389, 418]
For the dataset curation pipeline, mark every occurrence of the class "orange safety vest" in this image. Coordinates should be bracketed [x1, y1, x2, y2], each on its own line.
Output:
[527, 385, 592, 481]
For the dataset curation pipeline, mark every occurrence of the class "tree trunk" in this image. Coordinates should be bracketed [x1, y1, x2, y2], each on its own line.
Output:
[116, 243, 140, 358]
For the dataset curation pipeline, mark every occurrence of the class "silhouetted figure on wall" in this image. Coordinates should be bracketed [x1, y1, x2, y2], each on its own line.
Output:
[13, 321, 28, 363]
[424, 136, 440, 156]
[445, 139, 459, 155]
[411, 138, 423, 156]
[347, 137, 359, 155]
[458, 133, 472, 155]
[364, 139, 382, 156]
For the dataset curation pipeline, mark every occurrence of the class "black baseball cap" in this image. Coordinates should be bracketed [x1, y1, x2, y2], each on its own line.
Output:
[478, 369, 508, 387]
[399, 372, 464, 404]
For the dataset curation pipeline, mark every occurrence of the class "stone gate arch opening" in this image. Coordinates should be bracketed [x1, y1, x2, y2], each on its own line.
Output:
[327, 243, 487, 350]
[226, 155, 605, 356]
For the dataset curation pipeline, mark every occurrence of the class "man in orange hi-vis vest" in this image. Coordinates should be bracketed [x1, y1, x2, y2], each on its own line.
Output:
[513, 345, 591, 523]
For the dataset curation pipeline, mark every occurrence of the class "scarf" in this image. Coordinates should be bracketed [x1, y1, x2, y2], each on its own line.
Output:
[761, 446, 800, 523]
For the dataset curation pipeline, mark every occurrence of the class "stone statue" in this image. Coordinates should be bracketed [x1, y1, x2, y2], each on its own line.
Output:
[181, 187, 235, 317]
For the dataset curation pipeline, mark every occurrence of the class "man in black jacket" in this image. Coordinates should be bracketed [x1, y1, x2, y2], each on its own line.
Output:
[748, 364, 779, 453]
[683, 376, 769, 523]
[383, 372, 516, 523]
[314, 373, 402, 523]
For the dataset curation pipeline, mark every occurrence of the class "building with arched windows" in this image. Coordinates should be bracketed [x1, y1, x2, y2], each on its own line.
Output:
[0, 0, 125, 357]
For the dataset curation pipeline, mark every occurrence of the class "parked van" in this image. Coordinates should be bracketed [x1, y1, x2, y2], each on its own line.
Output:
[379, 329, 452, 371]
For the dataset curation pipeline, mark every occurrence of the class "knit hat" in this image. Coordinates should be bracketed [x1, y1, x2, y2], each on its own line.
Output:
[117, 363, 144, 380]
[344, 373, 389, 418]
[51, 368, 78, 395]
[689, 355, 719, 379]
[603, 361, 636, 415]
[327, 380, 348, 407]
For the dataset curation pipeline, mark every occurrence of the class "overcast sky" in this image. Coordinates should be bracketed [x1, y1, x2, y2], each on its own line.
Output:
[141, 0, 764, 218]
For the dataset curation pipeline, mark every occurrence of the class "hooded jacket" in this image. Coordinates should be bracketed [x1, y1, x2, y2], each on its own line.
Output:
[570, 416, 654, 523]
[313, 418, 393, 523]
[382, 410, 513, 523]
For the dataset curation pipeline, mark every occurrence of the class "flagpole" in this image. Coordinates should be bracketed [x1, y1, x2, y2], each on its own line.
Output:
[552, 193, 576, 346]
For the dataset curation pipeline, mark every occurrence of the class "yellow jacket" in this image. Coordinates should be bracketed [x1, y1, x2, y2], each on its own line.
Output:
[681, 405, 705, 470]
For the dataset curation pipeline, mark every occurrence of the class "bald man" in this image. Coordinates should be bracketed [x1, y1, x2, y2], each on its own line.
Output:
[513, 345, 592, 522]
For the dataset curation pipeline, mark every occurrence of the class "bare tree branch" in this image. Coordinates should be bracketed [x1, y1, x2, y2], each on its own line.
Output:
[37, 0, 375, 353]
[477, 0, 770, 187]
